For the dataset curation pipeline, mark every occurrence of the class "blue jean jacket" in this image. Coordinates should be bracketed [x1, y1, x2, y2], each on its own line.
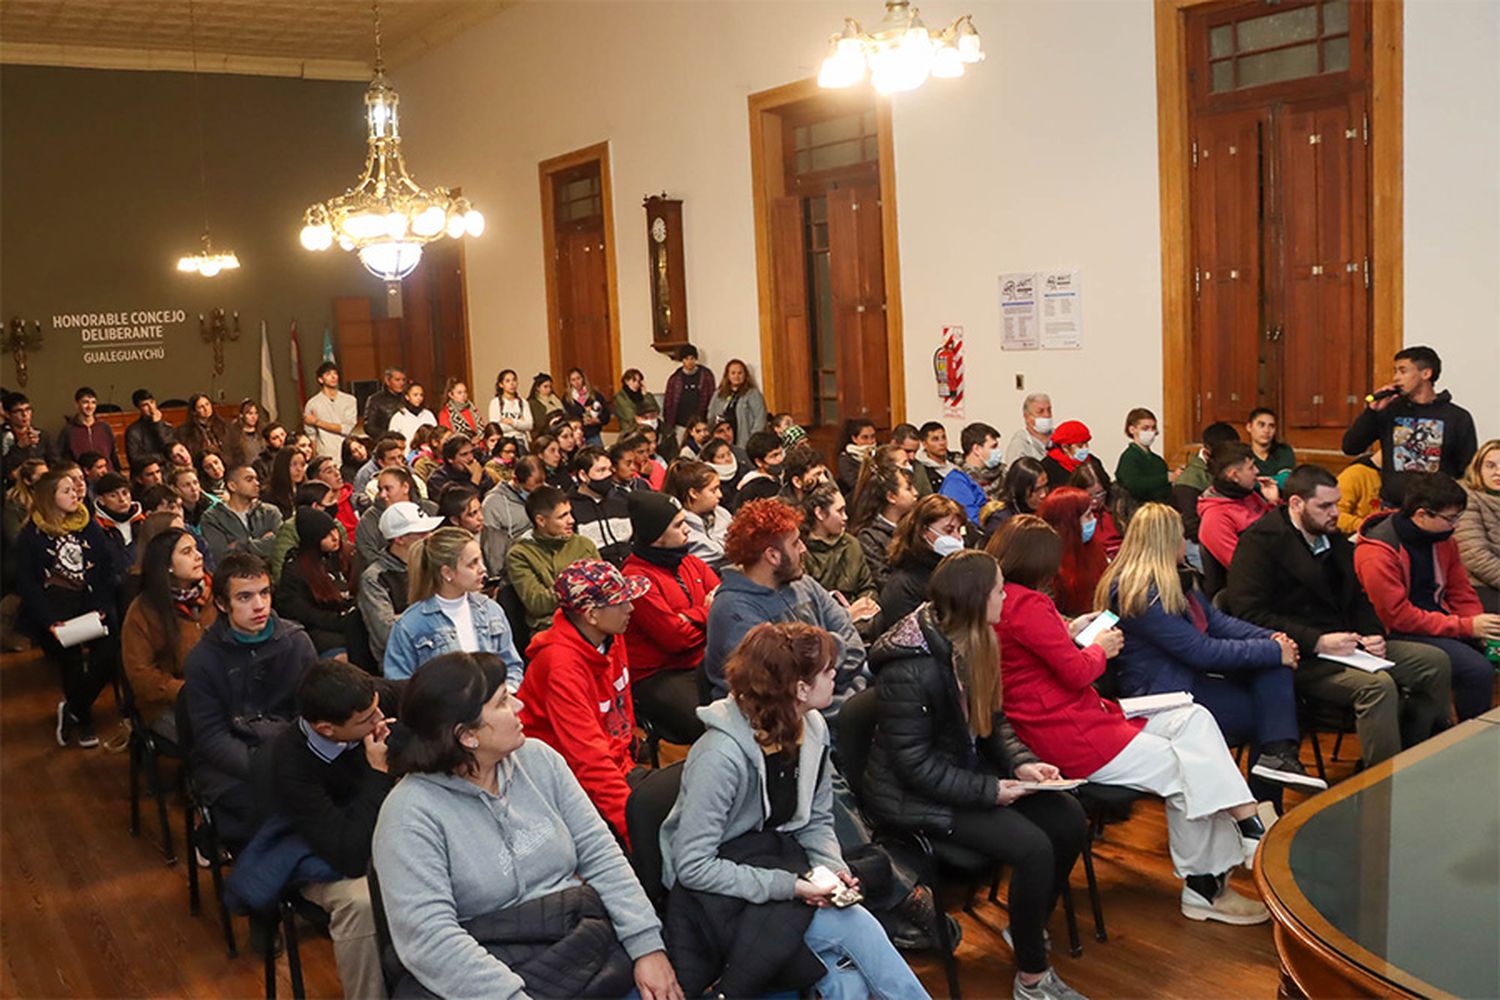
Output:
[383, 593, 525, 685]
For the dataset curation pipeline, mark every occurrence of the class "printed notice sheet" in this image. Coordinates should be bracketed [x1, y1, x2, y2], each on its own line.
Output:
[999, 272, 1039, 350]
[1039, 269, 1084, 350]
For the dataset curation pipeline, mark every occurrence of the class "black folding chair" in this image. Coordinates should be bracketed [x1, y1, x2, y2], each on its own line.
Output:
[623, 762, 684, 912]
[119, 667, 182, 864]
[175, 696, 240, 958]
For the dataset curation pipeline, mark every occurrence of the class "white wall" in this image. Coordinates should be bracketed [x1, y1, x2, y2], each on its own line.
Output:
[394, 0, 1498, 455]
[1404, 0, 1500, 439]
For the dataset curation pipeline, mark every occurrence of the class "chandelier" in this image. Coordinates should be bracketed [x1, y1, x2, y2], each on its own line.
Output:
[817, 0, 984, 95]
[176, 0, 239, 277]
[299, 0, 483, 282]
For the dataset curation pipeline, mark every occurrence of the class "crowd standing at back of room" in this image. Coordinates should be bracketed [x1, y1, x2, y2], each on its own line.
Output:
[1, 341, 1496, 1000]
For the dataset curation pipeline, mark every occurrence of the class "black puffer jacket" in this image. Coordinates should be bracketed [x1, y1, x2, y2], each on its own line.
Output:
[876, 545, 942, 634]
[862, 606, 1038, 834]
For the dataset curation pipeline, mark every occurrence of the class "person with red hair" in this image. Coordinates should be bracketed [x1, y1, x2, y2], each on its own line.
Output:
[702, 499, 867, 715]
[1039, 487, 1110, 616]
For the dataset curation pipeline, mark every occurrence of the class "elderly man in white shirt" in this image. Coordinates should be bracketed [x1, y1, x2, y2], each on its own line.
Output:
[303, 361, 358, 459]
[1005, 392, 1054, 467]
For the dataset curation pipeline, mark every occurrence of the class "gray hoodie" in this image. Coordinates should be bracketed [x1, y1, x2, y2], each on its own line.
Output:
[702, 569, 868, 714]
[660, 697, 843, 901]
[372, 739, 664, 1000]
[481, 481, 532, 579]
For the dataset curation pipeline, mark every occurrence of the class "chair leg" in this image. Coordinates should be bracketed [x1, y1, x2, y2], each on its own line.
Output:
[128, 738, 142, 838]
[1061, 876, 1083, 958]
[186, 803, 202, 916]
[1234, 743, 1247, 767]
[1081, 837, 1107, 943]
[1308, 730, 1328, 785]
[987, 870, 1001, 905]
[283, 901, 306, 1000]
[145, 747, 177, 864]
[647, 733, 660, 769]
[263, 911, 279, 999]
[1331, 729, 1345, 762]
[205, 831, 237, 958]
[915, 835, 962, 1000]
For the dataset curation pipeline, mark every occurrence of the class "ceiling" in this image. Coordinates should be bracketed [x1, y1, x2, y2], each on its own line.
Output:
[0, 0, 506, 80]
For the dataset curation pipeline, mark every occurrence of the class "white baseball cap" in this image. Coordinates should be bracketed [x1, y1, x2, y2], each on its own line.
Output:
[379, 501, 444, 541]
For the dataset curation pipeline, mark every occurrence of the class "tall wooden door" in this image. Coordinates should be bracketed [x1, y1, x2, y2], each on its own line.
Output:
[1185, 0, 1372, 448]
[827, 183, 891, 427]
[769, 196, 813, 423]
[556, 224, 613, 390]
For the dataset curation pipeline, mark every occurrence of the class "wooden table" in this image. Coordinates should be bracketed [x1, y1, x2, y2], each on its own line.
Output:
[1255, 714, 1500, 999]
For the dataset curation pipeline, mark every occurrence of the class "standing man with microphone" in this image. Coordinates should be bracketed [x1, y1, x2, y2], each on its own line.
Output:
[1344, 346, 1478, 482]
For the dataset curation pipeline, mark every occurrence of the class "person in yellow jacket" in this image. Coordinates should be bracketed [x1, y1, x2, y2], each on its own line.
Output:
[1336, 442, 1382, 535]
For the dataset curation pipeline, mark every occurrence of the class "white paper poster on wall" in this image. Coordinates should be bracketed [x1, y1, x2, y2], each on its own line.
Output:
[1039, 269, 1084, 350]
[999, 273, 1039, 351]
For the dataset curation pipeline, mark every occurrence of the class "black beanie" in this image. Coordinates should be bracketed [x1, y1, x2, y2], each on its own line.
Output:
[295, 506, 339, 552]
[628, 490, 681, 546]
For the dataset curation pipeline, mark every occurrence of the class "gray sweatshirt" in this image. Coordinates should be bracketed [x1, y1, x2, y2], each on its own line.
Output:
[660, 697, 843, 902]
[702, 570, 868, 714]
[372, 739, 664, 1000]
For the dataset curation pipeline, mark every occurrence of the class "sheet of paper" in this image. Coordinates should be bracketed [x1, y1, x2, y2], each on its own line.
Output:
[51, 611, 107, 649]
[1320, 650, 1395, 672]
[1039, 268, 1084, 349]
[1118, 691, 1194, 718]
[999, 272, 1039, 350]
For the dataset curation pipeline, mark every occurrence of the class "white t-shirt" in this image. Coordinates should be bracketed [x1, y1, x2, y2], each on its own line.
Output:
[437, 593, 480, 652]
[389, 407, 437, 446]
[488, 396, 533, 440]
[303, 390, 358, 459]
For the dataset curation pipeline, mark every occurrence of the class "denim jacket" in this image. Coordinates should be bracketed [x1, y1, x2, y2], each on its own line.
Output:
[382, 593, 525, 686]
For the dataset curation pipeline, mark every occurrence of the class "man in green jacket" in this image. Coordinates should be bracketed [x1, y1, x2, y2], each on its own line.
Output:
[505, 485, 601, 631]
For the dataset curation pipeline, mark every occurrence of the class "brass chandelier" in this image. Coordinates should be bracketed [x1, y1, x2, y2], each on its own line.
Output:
[299, 0, 483, 282]
[818, 0, 984, 95]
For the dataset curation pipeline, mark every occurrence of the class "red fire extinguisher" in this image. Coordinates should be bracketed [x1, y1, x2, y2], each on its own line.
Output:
[934, 339, 961, 399]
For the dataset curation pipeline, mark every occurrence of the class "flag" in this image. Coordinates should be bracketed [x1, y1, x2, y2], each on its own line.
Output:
[258, 320, 278, 421]
[290, 319, 308, 411]
[322, 326, 336, 365]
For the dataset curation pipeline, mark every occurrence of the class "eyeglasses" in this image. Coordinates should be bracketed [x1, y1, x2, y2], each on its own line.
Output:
[1422, 508, 1462, 526]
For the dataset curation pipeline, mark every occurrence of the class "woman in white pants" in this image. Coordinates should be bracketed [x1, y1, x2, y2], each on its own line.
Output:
[988, 514, 1270, 924]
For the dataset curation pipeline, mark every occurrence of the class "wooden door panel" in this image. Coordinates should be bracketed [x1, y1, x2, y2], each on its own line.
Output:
[770, 197, 813, 424]
[827, 184, 892, 428]
[1192, 110, 1264, 429]
[556, 227, 613, 390]
[1278, 95, 1368, 429]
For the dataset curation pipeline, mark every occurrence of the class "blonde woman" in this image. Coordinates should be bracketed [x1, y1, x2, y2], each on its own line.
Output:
[1457, 439, 1500, 611]
[1095, 503, 1319, 797]
[382, 526, 523, 682]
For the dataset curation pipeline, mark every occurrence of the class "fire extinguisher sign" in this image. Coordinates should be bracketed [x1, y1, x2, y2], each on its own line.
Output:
[934, 325, 964, 419]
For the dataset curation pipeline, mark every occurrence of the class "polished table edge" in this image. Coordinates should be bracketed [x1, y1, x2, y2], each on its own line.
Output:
[1254, 720, 1493, 1000]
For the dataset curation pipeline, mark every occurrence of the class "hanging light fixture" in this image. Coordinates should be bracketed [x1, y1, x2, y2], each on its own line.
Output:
[176, 0, 240, 277]
[817, 1, 984, 95]
[299, 0, 483, 282]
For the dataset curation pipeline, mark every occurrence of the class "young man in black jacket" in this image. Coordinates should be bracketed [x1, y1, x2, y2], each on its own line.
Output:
[125, 388, 176, 472]
[264, 660, 395, 1000]
[1224, 465, 1453, 768]
[183, 551, 316, 847]
[1343, 345, 1478, 482]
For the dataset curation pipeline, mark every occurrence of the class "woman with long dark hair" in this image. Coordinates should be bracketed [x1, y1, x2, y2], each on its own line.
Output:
[224, 399, 264, 470]
[16, 469, 120, 747]
[179, 393, 230, 461]
[864, 550, 1086, 999]
[847, 458, 918, 591]
[978, 457, 1050, 540]
[266, 447, 308, 518]
[371, 651, 681, 1000]
[122, 527, 215, 739]
[562, 367, 611, 447]
[274, 507, 358, 658]
[877, 493, 966, 629]
[438, 377, 483, 436]
[488, 368, 534, 443]
[662, 622, 925, 1000]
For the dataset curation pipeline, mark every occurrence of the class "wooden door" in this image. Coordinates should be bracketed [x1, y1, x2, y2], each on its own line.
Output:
[399, 238, 472, 397]
[1275, 92, 1369, 429]
[556, 224, 614, 391]
[827, 183, 891, 427]
[769, 196, 814, 424]
[1191, 109, 1265, 429]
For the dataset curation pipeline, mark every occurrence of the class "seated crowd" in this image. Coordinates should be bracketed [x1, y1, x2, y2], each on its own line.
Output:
[1, 340, 1496, 1000]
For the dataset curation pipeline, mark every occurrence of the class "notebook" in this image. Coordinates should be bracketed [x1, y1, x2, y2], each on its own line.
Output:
[1118, 691, 1194, 719]
[1320, 650, 1394, 672]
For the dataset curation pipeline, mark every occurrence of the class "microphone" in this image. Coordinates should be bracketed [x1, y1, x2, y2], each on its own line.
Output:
[1364, 388, 1400, 404]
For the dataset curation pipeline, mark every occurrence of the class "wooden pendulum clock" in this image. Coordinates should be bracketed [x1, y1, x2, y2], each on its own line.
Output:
[643, 193, 688, 355]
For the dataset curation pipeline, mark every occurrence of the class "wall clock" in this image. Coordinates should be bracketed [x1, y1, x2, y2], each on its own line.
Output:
[643, 193, 688, 354]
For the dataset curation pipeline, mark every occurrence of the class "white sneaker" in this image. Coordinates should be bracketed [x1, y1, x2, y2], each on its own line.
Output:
[1013, 968, 1088, 1000]
[1181, 882, 1270, 925]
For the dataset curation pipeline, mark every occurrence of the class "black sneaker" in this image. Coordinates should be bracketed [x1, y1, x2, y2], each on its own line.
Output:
[1252, 752, 1327, 791]
[75, 720, 100, 749]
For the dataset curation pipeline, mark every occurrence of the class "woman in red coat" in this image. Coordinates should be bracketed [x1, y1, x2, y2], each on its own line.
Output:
[988, 514, 1272, 927]
[622, 491, 720, 741]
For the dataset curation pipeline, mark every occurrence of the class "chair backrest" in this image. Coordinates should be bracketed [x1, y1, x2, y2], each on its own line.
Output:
[1201, 546, 1228, 599]
[623, 762, 684, 911]
[833, 687, 879, 802]
[494, 582, 532, 654]
[366, 862, 408, 995]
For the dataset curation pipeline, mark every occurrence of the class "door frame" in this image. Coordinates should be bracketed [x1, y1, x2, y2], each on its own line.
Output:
[1156, 0, 1402, 463]
[539, 141, 623, 391]
[748, 78, 906, 426]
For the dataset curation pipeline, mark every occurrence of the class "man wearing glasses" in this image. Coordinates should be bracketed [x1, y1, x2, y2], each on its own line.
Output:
[1, 392, 52, 482]
[1354, 471, 1500, 722]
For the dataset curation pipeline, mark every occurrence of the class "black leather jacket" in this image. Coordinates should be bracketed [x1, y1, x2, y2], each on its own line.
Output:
[862, 606, 1038, 834]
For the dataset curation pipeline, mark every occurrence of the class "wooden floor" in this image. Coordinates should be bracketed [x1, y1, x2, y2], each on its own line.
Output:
[0, 645, 1355, 999]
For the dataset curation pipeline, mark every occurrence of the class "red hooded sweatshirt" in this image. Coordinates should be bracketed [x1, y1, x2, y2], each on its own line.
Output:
[518, 609, 636, 842]
[621, 550, 720, 684]
[1197, 487, 1272, 570]
[1353, 510, 1483, 638]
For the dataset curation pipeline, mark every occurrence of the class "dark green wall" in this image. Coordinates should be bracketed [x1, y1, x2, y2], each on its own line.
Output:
[0, 64, 387, 426]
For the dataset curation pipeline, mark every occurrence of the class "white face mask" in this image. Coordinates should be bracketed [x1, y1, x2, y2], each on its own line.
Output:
[1033, 417, 1054, 436]
[1136, 430, 1158, 448]
[929, 532, 965, 557]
